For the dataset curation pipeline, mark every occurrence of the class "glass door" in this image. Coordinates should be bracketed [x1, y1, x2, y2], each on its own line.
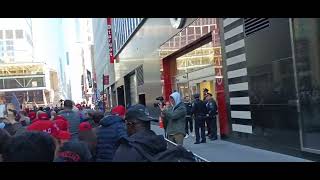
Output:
[177, 82, 190, 99]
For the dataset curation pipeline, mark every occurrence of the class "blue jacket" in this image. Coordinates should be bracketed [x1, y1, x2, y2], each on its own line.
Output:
[95, 115, 127, 162]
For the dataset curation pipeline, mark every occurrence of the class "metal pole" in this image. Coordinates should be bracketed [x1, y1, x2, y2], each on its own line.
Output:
[102, 74, 105, 113]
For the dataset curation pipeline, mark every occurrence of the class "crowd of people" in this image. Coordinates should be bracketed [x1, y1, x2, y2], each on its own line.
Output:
[0, 89, 217, 162]
[0, 90, 200, 162]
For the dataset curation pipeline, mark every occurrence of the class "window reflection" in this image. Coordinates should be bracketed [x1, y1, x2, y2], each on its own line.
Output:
[293, 18, 320, 151]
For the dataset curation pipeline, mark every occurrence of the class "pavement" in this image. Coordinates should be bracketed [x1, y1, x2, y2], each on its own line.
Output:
[151, 125, 311, 162]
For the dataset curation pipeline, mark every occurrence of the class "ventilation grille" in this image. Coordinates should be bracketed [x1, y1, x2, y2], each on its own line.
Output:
[136, 65, 144, 86]
[244, 18, 270, 37]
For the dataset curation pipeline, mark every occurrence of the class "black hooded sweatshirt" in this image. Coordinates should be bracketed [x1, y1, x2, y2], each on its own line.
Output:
[112, 129, 167, 162]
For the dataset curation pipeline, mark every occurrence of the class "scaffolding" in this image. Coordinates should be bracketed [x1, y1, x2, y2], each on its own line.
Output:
[0, 62, 56, 107]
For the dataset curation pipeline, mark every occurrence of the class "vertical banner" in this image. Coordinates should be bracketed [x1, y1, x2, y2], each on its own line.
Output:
[212, 27, 229, 136]
[107, 18, 114, 64]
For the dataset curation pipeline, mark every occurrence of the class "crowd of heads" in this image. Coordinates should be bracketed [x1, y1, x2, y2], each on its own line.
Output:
[0, 99, 156, 162]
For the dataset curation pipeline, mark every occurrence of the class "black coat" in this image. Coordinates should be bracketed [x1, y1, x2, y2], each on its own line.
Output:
[113, 130, 167, 162]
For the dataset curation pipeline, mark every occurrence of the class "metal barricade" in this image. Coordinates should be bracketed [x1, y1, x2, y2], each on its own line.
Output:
[164, 138, 210, 162]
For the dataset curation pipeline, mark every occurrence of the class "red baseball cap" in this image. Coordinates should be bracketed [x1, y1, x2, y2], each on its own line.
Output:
[54, 119, 69, 131]
[111, 105, 126, 118]
[27, 120, 60, 138]
[79, 122, 92, 132]
[55, 115, 68, 121]
[28, 111, 36, 120]
[56, 131, 71, 140]
[38, 112, 49, 120]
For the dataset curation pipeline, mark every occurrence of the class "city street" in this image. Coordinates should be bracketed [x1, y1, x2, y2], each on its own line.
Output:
[151, 125, 311, 162]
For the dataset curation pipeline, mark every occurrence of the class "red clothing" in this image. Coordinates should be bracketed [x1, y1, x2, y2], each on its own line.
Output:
[27, 120, 59, 138]
[54, 118, 69, 131]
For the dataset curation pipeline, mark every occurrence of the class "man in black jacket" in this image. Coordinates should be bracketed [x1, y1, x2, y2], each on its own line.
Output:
[113, 104, 167, 162]
[206, 93, 218, 140]
[192, 94, 208, 144]
[184, 96, 193, 138]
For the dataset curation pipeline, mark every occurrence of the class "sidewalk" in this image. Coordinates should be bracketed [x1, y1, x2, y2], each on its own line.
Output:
[151, 125, 311, 162]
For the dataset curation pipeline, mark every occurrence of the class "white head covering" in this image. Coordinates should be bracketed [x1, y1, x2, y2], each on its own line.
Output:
[170, 92, 182, 109]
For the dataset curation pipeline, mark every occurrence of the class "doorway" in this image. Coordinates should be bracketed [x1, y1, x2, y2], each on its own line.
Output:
[117, 85, 125, 107]
[139, 94, 146, 106]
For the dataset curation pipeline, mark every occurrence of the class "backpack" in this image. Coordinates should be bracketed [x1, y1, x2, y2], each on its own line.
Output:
[129, 142, 196, 162]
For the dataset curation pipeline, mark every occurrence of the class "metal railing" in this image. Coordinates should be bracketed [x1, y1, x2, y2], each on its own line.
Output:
[164, 138, 210, 162]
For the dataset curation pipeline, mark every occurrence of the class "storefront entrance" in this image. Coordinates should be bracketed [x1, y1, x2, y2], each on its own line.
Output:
[160, 18, 229, 136]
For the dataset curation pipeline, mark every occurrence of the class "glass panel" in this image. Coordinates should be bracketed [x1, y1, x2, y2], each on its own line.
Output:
[5, 30, 13, 39]
[293, 18, 320, 150]
[177, 82, 190, 99]
[15, 30, 23, 39]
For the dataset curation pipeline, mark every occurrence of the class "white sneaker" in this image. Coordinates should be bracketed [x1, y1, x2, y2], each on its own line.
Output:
[191, 133, 195, 137]
[185, 134, 189, 139]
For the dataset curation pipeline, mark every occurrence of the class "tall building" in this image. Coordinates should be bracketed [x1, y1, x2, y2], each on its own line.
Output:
[0, 18, 58, 107]
[92, 18, 114, 108]
[0, 18, 33, 63]
[32, 18, 71, 104]
[78, 18, 94, 105]
[92, 18, 196, 114]
[91, 18, 320, 160]
[60, 18, 94, 104]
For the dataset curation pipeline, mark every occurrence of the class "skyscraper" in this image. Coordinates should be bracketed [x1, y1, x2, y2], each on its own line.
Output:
[0, 18, 34, 63]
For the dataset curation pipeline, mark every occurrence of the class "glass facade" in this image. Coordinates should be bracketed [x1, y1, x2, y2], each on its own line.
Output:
[112, 18, 144, 55]
[293, 18, 320, 152]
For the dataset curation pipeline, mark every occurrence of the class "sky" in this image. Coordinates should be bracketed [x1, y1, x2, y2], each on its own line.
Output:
[32, 18, 64, 71]
[32, 18, 84, 102]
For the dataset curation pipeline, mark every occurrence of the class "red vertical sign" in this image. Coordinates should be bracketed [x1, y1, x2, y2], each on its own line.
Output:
[107, 18, 114, 64]
[213, 29, 229, 136]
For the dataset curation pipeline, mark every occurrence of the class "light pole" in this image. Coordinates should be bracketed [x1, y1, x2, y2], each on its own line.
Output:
[102, 74, 105, 113]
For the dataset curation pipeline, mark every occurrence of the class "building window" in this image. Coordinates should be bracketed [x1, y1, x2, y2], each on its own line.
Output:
[6, 40, 13, 46]
[0, 30, 2, 39]
[7, 51, 14, 56]
[6, 46, 13, 51]
[15, 30, 23, 39]
[5, 30, 13, 39]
